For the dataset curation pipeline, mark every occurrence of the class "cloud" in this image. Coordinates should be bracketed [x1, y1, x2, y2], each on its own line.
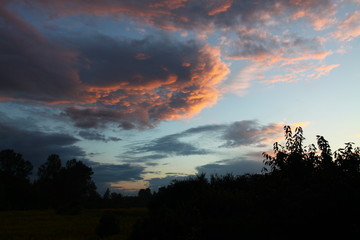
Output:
[59, 35, 229, 129]
[0, 0, 354, 129]
[27, 0, 338, 32]
[119, 154, 169, 166]
[129, 133, 210, 156]
[147, 155, 265, 191]
[0, 7, 230, 129]
[221, 121, 283, 148]
[0, 116, 85, 168]
[332, 11, 360, 41]
[0, 7, 81, 102]
[90, 161, 145, 192]
[224, 32, 333, 92]
[125, 120, 283, 163]
[196, 157, 264, 176]
[148, 175, 191, 192]
[78, 130, 121, 142]
[1, 1, 232, 129]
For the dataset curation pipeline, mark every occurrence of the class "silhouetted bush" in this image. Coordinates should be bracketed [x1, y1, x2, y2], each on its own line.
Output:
[95, 211, 120, 238]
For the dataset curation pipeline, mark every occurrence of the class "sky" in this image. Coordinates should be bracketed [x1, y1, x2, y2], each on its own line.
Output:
[0, 0, 359, 195]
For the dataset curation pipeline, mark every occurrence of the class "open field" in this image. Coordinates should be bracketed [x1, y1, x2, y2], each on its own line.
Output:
[0, 208, 147, 240]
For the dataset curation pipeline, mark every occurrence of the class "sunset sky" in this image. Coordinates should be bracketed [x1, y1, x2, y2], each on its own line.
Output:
[1, 0, 359, 195]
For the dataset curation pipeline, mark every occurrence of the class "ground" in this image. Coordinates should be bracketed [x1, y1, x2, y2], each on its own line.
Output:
[0, 208, 147, 240]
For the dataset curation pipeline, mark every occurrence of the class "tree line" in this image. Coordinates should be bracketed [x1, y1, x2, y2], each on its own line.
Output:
[0, 151, 151, 213]
[130, 126, 360, 238]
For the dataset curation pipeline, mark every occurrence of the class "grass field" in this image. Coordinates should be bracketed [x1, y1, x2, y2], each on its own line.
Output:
[0, 208, 147, 240]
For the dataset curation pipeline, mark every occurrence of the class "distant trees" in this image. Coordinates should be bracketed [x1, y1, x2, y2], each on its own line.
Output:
[101, 188, 124, 208]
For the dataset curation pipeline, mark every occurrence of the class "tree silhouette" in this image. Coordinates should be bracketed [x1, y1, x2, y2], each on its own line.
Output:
[38, 154, 62, 181]
[35, 154, 63, 208]
[34, 155, 100, 212]
[0, 149, 33, 210]
[55, 159, 98, 213]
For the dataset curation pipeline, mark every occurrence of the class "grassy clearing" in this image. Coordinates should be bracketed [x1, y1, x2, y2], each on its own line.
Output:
[0, 208, 147, 240]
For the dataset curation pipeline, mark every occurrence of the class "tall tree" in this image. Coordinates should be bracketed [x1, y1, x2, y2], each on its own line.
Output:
[35, 154, 63, 208]
[56, 159, 98, 213]
[38, 154, 62, 181]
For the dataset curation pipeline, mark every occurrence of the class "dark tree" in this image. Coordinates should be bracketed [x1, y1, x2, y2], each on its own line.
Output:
[55, 159, 98, 213]
[38, 154, 62, 181]
[262, 125, 316, 180]
[335, 142, 360, 174]
[35, 154, 63, 208]
[35, 155, 100, 212]
[0, 149, 33, 210]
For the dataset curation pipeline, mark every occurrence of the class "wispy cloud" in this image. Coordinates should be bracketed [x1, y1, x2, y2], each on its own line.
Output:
[332, 11, 360, 41]
[78, 131, 122, 143]
[196, 157, 264, 176]
[123, 120, 283, 164]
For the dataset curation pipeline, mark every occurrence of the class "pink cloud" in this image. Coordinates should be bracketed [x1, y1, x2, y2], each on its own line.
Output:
[207, 0, 233, 16]
[332, 11, 360, 41]
[308, 64, 340, 79]
[69, 41, 229, 128]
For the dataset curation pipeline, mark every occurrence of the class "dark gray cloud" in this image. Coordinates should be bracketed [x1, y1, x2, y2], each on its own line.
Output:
[60, 34, 228, 129]
[129, 133, 210, 156]
[123, 120, 280, 165]
[78, 130, 121, 142]
[148, 175, 192, 192]
[119, 154, 169, 166]
[0, 3, 229, 129]
[89, 161, 145, 194]
[26, 0, 337, 32]
[0, 116, 85, 168]
[196, 157, 265, 176]
[221, 120, 281, 148]
[0, 7, 81, 102]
